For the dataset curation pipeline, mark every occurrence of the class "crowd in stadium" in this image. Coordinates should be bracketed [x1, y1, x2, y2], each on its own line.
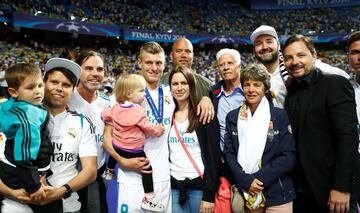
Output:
[2, 0, 359, 36]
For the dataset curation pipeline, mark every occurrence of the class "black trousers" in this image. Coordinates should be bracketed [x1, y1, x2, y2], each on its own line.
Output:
[78, 164, 108, 213]
[294, 192, 358, 213]
[0, 162, 62, 213]
[106, 155, 117, 169]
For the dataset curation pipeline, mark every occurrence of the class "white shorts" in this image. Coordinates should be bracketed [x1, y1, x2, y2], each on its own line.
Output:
[117, 180, 172, 213]
[1, 198, 33, 213]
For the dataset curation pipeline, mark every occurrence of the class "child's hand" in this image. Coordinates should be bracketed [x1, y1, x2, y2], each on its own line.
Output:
[30, 186, 46, 201]
[158, 124, 165, 135]
[10, 188, 31, 202]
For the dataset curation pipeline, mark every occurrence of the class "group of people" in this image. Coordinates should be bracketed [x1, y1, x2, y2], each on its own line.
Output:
[0, 36, 351, 89]
[0, 24, 358, 213]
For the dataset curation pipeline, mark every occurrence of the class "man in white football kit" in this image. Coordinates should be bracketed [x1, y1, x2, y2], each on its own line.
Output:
[44, 58, 97, 212]
[103, 42, 174, 213]
[68, 50, 109, 213]
[0, 58, 97, 213]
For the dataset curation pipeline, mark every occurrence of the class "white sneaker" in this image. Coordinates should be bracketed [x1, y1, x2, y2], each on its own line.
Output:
[141, 197, 165, 212]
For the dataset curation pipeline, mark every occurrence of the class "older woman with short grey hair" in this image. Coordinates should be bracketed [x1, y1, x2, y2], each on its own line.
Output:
[223, 63, 296, 212]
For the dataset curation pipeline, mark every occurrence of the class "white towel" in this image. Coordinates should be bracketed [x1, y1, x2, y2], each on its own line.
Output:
[237, 97, 270, 209]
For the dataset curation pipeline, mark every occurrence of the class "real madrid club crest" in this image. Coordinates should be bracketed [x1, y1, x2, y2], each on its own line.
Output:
[165, 95, 171, 105]
[68, 128, 77, 139]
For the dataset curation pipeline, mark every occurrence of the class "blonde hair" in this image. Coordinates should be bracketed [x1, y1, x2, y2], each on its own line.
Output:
[139, 41, 165, 60]
[115, 74, 146, 103]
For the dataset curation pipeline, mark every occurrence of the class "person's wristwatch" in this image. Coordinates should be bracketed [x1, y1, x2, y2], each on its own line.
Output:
[62, 184, 72, 199]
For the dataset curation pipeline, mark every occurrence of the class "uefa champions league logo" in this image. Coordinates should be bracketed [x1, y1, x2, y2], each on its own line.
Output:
[56, 22, 90, 32]
[211, 35, 235, 43]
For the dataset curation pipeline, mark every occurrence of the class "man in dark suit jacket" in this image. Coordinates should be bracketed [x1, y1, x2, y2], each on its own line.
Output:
[284, 34, 359, 213]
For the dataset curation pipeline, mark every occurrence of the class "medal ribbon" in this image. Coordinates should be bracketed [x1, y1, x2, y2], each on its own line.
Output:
[145, 84, 163, 124]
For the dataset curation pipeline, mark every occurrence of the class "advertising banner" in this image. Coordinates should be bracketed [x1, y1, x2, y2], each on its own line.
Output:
[251, 0, 360, 10]
[13, 12, 120, 37]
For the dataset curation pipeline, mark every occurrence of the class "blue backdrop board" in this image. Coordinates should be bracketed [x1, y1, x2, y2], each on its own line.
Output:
[13, 12, 120, 37]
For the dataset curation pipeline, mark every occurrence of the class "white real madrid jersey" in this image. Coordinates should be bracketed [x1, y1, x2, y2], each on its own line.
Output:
[47, 110, 97, 212]
[68, 89, 110, 169]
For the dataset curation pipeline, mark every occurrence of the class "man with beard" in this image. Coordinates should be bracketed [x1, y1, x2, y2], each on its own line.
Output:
[250, 25, 349, 108]
[67, 50, 110, 213]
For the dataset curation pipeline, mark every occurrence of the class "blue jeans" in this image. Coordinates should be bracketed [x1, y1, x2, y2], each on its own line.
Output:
[172, 189, 203, 213]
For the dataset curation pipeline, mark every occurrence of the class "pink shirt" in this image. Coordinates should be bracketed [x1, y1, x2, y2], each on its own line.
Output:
[101, 103, 163, 150]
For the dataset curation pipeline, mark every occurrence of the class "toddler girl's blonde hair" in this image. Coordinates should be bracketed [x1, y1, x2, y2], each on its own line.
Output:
[115, 74, 146, 103]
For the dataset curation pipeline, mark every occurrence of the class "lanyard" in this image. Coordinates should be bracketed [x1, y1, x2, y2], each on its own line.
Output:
[172, 117, 203, 179]
[145, 85, 163, 124]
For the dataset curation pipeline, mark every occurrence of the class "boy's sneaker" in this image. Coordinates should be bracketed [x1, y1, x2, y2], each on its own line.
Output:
[101, 168, 116, 180]
[141, 197, 165, 212]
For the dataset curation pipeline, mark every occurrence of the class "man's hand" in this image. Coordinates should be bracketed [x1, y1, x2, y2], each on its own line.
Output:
[200, 200, 214, 213]
[248, 178, 264, 196]
[34, 185, 65, 205]
[118, 157, 152, 174]
[328, 189, 350, 213]
[29, 186, 46, 202]
[197, 96, 215, 124]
